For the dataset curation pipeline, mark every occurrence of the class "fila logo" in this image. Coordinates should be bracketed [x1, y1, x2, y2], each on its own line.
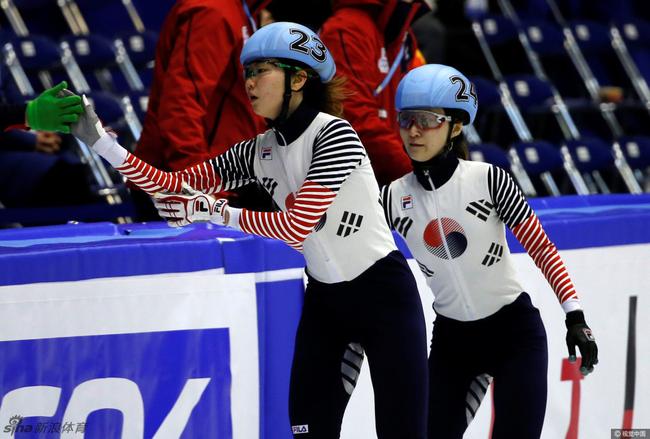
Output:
[401, 195, 413, 210]
[194, 199, 209, 213]
[481, 242, 504, 266]
[466, 199, 494, 222]
[336, 211, 363, 237]
[392, 216, 414, 238]
[292, 425, 309, 434]
[260, 146, 272, 160]
[261, 177, 278, 197]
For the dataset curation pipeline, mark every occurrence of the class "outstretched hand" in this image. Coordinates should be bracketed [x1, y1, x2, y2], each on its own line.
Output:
[64, 92, 108, 147]
[26, 81, 83, 133]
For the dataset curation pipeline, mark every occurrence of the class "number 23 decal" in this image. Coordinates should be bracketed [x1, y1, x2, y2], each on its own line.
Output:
[450, 75, 478, 107]
[289, 28, 327, 63]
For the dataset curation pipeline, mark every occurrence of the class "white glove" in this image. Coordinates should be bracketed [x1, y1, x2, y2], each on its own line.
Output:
[67, 92, 127, 167]
[152, 184, 230, 227]
[67, 93, 107, 147]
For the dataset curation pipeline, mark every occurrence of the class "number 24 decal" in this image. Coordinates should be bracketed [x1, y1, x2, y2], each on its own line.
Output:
[450, 75, 478, 106]
[289, 28, 327, 63]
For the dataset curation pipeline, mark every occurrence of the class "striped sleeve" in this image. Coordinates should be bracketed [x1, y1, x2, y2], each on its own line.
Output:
[379, 184, 394, 230]
[114, 138, 257, 194]
[488, 166, 581, 312]
[239, 119, 365, 250]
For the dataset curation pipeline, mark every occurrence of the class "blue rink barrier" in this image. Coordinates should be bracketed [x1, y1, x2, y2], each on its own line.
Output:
[0, 194, 649, 438]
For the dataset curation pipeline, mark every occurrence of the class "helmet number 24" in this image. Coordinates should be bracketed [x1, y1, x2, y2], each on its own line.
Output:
[450, 75, 478, 107]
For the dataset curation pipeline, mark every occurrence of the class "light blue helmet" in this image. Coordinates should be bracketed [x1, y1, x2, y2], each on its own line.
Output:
[395, 64, 478, 125]
[240, 22, 336, 83]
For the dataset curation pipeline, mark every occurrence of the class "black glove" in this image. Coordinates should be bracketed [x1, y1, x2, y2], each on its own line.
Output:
[565, 310, 599, 376]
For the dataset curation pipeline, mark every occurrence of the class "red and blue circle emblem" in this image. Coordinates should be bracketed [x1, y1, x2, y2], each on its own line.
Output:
[423, 218, 467, 259]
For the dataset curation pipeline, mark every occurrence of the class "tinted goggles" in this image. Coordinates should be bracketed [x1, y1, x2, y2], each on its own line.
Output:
[397, 110, 452, 130]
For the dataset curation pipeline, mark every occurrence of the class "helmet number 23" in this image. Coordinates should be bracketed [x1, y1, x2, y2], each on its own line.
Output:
[289, 29, 327, 63]
[450, 75, 478, 106]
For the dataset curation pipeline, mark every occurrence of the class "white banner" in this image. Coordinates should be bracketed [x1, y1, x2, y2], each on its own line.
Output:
[0, 269, 259, 439]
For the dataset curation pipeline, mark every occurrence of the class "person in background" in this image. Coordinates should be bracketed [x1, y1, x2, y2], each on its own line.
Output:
[382, 63, 599, 438]
[320, 0, 429, 186]
[131, 0, 275, 220]
[0, 81, 94, 212]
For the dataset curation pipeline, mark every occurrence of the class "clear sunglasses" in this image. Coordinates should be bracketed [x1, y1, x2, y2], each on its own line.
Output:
[397, 110, 452, 130]
[244, 60, 310, 80]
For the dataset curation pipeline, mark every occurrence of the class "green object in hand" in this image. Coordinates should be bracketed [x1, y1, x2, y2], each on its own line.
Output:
[26, 81, 83, 133]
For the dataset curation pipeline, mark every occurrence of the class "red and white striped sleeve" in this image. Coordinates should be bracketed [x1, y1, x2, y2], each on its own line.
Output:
[94, 135, 257, 194]
[488, 166, 582, 312]
[237, 119, 365, 250]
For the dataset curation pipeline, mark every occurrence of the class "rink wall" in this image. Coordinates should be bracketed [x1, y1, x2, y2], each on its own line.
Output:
[0, 194, 648, 438]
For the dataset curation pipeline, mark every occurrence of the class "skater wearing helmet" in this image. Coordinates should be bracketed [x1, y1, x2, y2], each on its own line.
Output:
[380, 64, 599, 438]
[69, 22, 428, 438]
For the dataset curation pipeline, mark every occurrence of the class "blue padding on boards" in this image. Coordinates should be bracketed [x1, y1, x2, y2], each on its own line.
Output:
[508, 199, 650, 253]
[0, 239, 224, 286]
[529, 194, 650, 209]
[222, 236, 305, 274]
[257, 279, 304, 439]
[0, 329, 232, 438]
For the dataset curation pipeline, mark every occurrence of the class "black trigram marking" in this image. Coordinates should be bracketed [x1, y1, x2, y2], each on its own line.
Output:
[313, 212, 327, 232]
[466, 199, 494, 222]
[341, 343, 364, 395]
[417, 260, 434, 277]
[465, 374, 492, 424]
[392, 216, 414, 238]
[260, 177, 278, 197]
[336, 211, 364, 237]
[481, 242, 504, 266]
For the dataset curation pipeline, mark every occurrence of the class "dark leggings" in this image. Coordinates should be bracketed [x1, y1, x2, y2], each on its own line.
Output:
[428, 293, 548, 439]
[289, 251, 429, 439]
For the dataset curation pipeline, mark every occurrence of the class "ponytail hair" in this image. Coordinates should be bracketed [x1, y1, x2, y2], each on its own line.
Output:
[302, 74, 351, 118]
[282, 58, 352, 118]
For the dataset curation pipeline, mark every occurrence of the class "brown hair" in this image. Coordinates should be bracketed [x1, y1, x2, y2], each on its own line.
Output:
[302, 74, 351, 118]
[280, 58, 352, 118]
[450, 131, 469, 160]
[445, 108, 469, 160]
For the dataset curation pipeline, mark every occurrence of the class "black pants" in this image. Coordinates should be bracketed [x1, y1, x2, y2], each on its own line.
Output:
[428, 293, 548, 439]
[289, 251, 428, 438]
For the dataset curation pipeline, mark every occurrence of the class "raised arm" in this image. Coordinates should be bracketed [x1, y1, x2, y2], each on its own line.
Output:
[152, 118, 365, 251]
[71, 94, 256, 194]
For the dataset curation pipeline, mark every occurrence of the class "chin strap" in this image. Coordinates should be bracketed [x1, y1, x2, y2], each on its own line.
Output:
[441, 118, 458, 156]
[274, 71, 293, 125]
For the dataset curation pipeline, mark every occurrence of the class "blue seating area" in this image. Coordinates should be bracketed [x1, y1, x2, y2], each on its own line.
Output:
[1, 0, 649, 227]
[0, 0, 156, 225]
[463, 0, 650, 196]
